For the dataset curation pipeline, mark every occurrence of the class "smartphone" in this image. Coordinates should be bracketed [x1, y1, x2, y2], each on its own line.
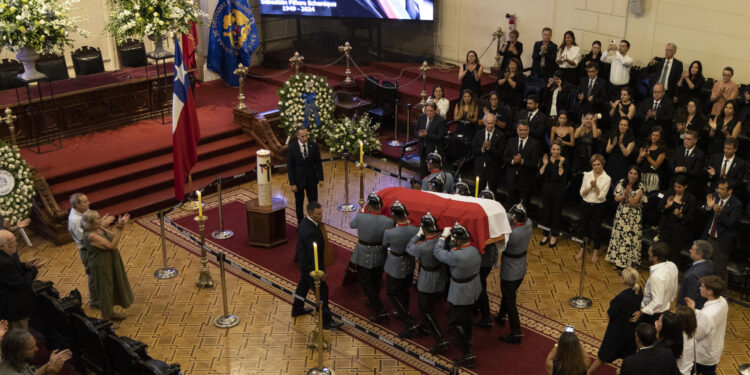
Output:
[565, 325, 574, 333]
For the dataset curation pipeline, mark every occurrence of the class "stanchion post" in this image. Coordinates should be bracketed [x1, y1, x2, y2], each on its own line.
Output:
[337, 153, 358, 212]
[419, 61, 431, 105]
[405, 103, 411, 143]
[357, 160, 366, 208]
[195, 214, 214, 288]
[214, 252, 240, 328]
[211, 176, 234, 239]
[568, 238, 592, 309]
[307, 269, 333, 375]
[388, 103, 401, 146]
[154, 210, 179, 279]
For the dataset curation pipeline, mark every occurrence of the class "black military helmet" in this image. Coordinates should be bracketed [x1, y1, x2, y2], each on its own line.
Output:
[451, 221, 471, 243]
[420, 211, 438, 233]
[426, 148, 443, 169]
[479, 184, 495, 200]
[429, 173, 445, 192]
[390, 199, 409, 219]
[367, 192, 383, 210]
[453, 178, 471, 196]
[508, 201, 527, 223]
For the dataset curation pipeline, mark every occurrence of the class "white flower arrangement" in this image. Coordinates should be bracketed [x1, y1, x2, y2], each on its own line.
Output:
[0, 0, 87, 53]
[276, 73, 335, 141]
[0, 141, 35, 224]
[322, 114, 381, 156]
[105, 0, 207, 42]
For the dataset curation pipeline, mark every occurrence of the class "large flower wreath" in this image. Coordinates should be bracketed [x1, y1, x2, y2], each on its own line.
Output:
[322, 114, 381, 156]
[0, 141, 35, 223]
[276, 73, 335, 141]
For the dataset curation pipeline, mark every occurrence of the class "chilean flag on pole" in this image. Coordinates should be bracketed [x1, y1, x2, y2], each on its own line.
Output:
[172, 37, 201, 200]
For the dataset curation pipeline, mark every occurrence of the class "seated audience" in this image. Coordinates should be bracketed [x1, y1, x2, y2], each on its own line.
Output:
[0, 329, 72, 375]
[531, 27, 557, 80]
[550, 111, 575, 159]
[556, 30, 582, 85]
[459, 51, 483, 97]
[685, 275, 729, 375]
[707, 102, 741, 156]
[620, 323, 680, 375]
[0, 230, 44, 330]
[605, 118, 636, 183]
[454, 89, 480, 140]
[710, 66, 739, 117]
[637, 126, 667, 193]
[496, 57, 526, 110]
[658, 176, 698, 264]
[423, 84, 450, 118]
[545, 330, 590, 375]
[676, 60, 705, 108]
[677, 240, 714, 309]
[499, 29, 523, 72]
[605, 166, 645, 270]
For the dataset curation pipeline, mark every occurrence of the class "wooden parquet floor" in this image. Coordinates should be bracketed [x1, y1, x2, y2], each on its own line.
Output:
[17, 153, 750, 374]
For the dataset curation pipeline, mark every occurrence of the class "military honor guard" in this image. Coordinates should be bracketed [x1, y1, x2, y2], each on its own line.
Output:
[421, 150, 454, 194]
[496, 202, 532, 344]
[453, 178, 472, 196]
[475, 188, 501, 328]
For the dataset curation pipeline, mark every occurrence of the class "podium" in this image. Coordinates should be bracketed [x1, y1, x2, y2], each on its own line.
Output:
[246, 198, 287, 247]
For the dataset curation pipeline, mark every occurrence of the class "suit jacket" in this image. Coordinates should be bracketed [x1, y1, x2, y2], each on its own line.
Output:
[702, 194, 741, 255]
[515, 109, 547, 142]
[503, 136, 541, 187]
[706, 153, 746, 191]
[472, 128, 506, 174]
[577, 76, 608, 115]
[415, 114, 447, 159]
[0, 250, 38, 321]
[668, 146, 705, 186]
[296, 217, 326, 273]
[647, 57, 683, 100]
[677, 259, 714, 309]
[531, 41, 558, 79]
[636, 97, 675, 133]
[541, 83, 571, 116]
[286, 141, 324, 189]
[620, 346, 680, 375]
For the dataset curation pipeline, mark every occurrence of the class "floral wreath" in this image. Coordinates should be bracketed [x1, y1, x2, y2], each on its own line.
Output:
[323, 114, 381, 156]
[0, 0, 88, 54]
[0, 141, 35, 223]
[105, 0, 207, 42]
[276, 73, 335, 141]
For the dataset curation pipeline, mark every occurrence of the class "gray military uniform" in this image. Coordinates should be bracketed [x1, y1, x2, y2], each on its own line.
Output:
[433, 238, 482, 305]
[406, 234, 447, 293]
[383, 225, 420, 278]
[420, 170, 455, 194]
[501, 219, 532, 281]
[349, 213, 394, 268]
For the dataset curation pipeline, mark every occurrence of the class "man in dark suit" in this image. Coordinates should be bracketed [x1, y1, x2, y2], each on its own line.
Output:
[645, 43, 683, 103]
[415, 101, 447, 178]
[635, 84, 675, 140]
[516, 95, 547, 145]
[668, 129, 705, 196]
[541, 70, 571, 118]
[291, 202, 343, 330]
[702, 178, 741, 285]
[530, 27, 558, 80]
[620, 323, 680, 375]
[706, 137, 745, 193]
[577, 61, 608, 119]
[472, 113, 506, 195]
[0, 229, 44, 329]
[677, 240, 714, 309]
[503, 121, 541, 206]
[287, 127, 324, 223]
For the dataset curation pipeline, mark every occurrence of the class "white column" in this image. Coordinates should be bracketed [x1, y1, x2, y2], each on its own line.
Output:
[256, 149, 272, 206]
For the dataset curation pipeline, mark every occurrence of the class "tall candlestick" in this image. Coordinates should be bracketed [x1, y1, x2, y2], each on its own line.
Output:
[475, 176, 479, 197]
[197, 190, 203, 217]
[359, 140, 364, 165]
[313, 241, 319, 272]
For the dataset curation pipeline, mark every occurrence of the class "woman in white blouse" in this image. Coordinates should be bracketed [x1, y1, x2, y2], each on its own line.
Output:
[556, 30, 582, 85]
[578, 154, 611, 262]
[422, 84, 450, 119]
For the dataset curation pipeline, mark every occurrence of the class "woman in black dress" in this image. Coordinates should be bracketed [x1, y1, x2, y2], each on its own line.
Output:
[605, 118, 636, 184]
[499, 29, 523, 72]
[636, 126, 667, 193]
[579, 41, 608, 81]
[459, 50, 483, 97]
[674, 99, 708, 149]
[658, 175, 697, 264]
[676, 60, 705, 108]
[482, 91, 512, 136]
[588, 267, 643, 374]
[572, 113, 603, 175]
[608, 87, 636, 131]
[550, 111, 575, 160]
[707, 101, 742, 156]
[496, 57, 526, 110]
[539, 140, 569, 248]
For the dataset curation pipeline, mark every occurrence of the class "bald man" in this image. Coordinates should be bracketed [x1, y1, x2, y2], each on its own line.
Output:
[0, 230, 45, 329]
[472, 113, 506, 195]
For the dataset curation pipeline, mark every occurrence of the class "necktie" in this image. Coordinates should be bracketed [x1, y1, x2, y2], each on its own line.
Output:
[426, 118, 431, 131]
[721, 159, 728, 177]
[486, 132, 491, 142]
[519, 139, 524, 153]
[302, 143, 308, 158]
[709, 199, 725, 238]
[587, 79, 594, 96]
[659, 60, 669, 86]
[527, 111, 532, 121]
[685, 149, 689, 158]
[652, 100, 659, 111]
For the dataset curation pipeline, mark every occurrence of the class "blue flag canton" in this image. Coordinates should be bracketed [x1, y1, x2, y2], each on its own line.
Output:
[210, 0, 259, 57]
[172, 38, 189, 104]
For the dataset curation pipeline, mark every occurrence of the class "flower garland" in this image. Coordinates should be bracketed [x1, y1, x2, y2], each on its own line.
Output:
[322, 114, 381, 156]
[276, 73, 335, 141]
[105, 0, 207, 42]
[0, 0, 87, 54]
[0, 141, 35, 224]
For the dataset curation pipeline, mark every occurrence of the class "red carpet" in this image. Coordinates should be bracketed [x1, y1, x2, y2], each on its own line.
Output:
[137, 189, 618, 375]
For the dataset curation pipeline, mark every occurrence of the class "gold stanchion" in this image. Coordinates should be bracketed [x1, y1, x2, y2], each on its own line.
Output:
[337, 41, 354, 86]
[214, 252, 239, 328]
[1, 108, 18, 149]
[289, 51, 305, 75]
[306, 269, 333, 375]
[568, 238, 592, 309]
[233, 64, 250, 110]
[154, 210, 178, 279]
[195, 213, 214, 288]
[337, 153, 357, 212]
[357, 161, 366, 208]
[419, 61, 431, 105]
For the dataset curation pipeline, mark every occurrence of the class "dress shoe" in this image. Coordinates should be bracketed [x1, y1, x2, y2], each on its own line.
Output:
[549, 240, 557, 248]
[473, 319, 493, 329]
[398, 323, 422, 338]
[109, 312, 127, 320]
[429, 340, 450, 355]
[453, 354, 477, 368]
[493, 314, 506, 327]
[499, 334, 522, 344]
[323, 320, 344, 330]
[539, 237, 550, 246]
[291, 307, 314, 317]
[368, 313, 389, 324]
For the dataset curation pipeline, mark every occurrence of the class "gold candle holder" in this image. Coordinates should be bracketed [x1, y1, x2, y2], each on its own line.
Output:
[194, 214, 214, 288]
[289, 51, 305, 75]
[493, 26, 505, 71]
[419, 61, 431, 105]
[1, 108, 18, 150]
[357, 161, 366, 208]
[233, 63, 250, 110]
[337, 41, 353, 86]
[306, 269, 332, 375]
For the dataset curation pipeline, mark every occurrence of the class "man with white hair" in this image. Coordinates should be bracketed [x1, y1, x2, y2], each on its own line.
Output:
[472, 112, 505, 195]
[0, 230, 45, 329]
[646, 42, 683, 103]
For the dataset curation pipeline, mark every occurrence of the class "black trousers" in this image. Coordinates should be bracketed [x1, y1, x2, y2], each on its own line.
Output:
[359, 265, 385, 314]
[418, 290, 440, 316]
[476, 266, 492, 320]
[695, 363, 717, 375]
[640, 311, 662, 326]
[449, 304, 474, 355]
[497, 278, 523, 335]
[582, 201, 607, 249]
[707, 238, 729, 285]
[293, 181, 318, 223]
[386, 274, 414, 323]
[293, 268, 331, 323]
[542, 184, 566, 236]
[660, 223, 691, 265]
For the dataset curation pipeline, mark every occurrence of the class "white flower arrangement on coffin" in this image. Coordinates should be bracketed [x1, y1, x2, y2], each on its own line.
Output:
[0, 141, 35, 224]
[276, 73, 335, 142]
[322, 114, 381, 156]
[0, 0, 87, 54]
[105, 0, 207, 43]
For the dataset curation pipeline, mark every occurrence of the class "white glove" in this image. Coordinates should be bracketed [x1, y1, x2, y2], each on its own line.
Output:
[441, 227, 452, 238]
[417, 228, 424, 237]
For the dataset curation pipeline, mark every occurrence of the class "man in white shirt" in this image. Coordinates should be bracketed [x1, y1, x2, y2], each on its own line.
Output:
[601, 39, 633, 100]
[631, 241, 678, 325]
[685, 275, 728, 375]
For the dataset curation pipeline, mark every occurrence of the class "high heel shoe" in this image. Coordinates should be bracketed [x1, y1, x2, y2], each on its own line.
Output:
[540, 237, 550, 246]
[575, 247, 584, 260]
[549, 238, 557, 248]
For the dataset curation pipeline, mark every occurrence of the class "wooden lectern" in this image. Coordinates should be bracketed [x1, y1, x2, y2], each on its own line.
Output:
[246, 198, 287, 247]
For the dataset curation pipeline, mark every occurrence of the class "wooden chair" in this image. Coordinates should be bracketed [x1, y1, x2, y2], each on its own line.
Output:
[117, 38, 148, 68]
[0, 58, 24, 90]
[35, 53, 69, 81]
[71, 46, 105, 76]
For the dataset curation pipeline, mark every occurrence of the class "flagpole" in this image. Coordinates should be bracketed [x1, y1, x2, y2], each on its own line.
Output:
[183, 173, 202, 211]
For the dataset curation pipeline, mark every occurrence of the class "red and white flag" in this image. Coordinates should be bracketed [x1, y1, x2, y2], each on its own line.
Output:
[172, 37, 200, 200]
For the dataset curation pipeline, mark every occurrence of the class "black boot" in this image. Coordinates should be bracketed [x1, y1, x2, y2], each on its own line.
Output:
[369, 311, 389, 324]
[451, 325, 476, 368]
[424, 313, 449, 354]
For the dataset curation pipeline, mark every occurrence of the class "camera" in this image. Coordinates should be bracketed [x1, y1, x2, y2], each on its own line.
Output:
[565, 325, 574, 333]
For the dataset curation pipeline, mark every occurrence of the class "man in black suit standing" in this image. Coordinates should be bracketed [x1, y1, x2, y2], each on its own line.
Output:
[287, 127, 324, 223]
[291, 202, 343, 330]
[516, 95, 547, 145]
[415, 101, 447, 178]
[0, 229, 45, 329]
[503, 121, 541, 206]
[636, 84, 675, 140]
[531, 27, 557, 80]
[668, 129, 705, 196]
[577, 62, 608, 119]
[645, 43, 683, 104]
[706, 137, 745, 193]
[472, 113, 505, 195]
[677, 240, 714, 309]
[620, 323, 680, 375]
[702, 178, 741, 285]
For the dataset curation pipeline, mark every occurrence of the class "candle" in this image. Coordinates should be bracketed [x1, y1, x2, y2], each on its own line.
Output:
[359, 140, 364, 165]
[313, 241, 319, 272]
[475, 176, 479, 197]
[196, 190, 203, 217]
